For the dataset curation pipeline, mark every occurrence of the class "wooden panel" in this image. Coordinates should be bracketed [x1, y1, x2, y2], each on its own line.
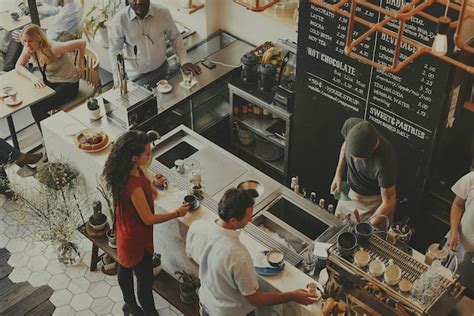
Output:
[0, 263, 13, 280]
[153, 271, 198, 316]
[3, 285, 54, 315]
[25, 300, 55, 316]
[0, 249, 10, 267]
[0, 282, 37, 313]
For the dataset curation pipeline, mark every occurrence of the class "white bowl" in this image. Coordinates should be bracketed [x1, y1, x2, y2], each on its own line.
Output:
[354, 249, 370, 267]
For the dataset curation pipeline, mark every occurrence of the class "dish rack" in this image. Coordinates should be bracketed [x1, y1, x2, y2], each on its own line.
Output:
[327, 235, 461, 315]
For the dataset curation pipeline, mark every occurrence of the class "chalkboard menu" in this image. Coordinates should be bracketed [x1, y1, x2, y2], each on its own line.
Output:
[291, 0, 455, 215]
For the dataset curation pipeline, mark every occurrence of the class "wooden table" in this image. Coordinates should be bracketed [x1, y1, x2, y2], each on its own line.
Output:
[0, 70, 55, 149]
[0, 1, 53, 32]
[78, 224, 198, 316]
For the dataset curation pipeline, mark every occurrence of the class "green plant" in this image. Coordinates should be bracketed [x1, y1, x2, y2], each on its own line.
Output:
[84, 0, 121, 39]
[175, 270, 200, 289]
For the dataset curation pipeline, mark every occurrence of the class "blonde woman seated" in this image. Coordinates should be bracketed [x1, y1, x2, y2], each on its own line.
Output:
[15, 24, 86, 131]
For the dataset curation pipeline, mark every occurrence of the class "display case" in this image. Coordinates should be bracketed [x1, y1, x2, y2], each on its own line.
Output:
[228, 82, 292, 183]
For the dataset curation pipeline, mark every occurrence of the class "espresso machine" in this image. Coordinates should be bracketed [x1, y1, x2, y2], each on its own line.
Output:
[273, 50, 296, 112]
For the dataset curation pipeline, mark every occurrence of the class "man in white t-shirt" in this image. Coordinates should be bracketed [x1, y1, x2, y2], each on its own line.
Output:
[186, 188, 316, 316]
[448, 162, 474, 263]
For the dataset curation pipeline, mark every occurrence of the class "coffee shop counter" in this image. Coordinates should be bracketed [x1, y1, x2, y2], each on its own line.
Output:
[41, 114, 329, 315]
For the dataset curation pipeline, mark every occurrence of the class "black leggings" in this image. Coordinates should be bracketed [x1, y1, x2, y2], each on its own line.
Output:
[31, 81, 79, 130]
[117, 251, 158, 316]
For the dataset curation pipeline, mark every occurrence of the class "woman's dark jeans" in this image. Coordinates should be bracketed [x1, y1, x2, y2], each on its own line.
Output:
[31, 81, 79, 131]
[117, 251, 158, 316]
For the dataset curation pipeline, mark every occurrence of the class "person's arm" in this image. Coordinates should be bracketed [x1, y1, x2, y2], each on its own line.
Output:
[449, 195, 465, 250]
[50, 39, 86, 75]
[245, 289, 316, 307]
[164, 11, 201, 75]
[331, 141, 347, 194]
[130, 187, 189, 225]
[15, 46, 45, 88]
[370, 185, 396, 226]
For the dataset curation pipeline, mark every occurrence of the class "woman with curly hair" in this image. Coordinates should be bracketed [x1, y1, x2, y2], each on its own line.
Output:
[15, 24, 85, 131]
[103, 130, 189, 316]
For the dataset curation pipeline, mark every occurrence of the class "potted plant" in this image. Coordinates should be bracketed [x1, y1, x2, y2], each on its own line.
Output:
[8, 161, 89, 265]
[152, 253, 161, 276]
[84, 0, 121, 47]
[88, 200, 107, 231]
[86, 98, 101, 120]
[175, 270, 200, 304]
[97, 180, 116, 249]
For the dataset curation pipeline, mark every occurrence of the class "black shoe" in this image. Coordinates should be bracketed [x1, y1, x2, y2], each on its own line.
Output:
[122, 304, 145, 316]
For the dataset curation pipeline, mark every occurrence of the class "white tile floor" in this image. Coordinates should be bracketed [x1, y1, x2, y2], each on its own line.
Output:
[0, 195, 184, 316]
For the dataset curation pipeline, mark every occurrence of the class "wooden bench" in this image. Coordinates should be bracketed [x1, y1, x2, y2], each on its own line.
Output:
[78, 224, 198, 316]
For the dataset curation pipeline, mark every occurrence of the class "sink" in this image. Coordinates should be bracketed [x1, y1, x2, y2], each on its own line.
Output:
[154, 141, 198, 168]
[267, 197, 329, 240]
[252, 213, 308, 254]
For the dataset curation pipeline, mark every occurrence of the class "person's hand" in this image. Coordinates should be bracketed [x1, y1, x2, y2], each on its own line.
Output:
[76, 64, 84, 77]
[449, 233, 458, 250]
[182, 63, 201, 75]
[32, 77, 45, 88]
[12, 30, 22, 43]
[177, 203, 190, 217]
[290, 289, 318, 305]
[330, 174, 343, 194]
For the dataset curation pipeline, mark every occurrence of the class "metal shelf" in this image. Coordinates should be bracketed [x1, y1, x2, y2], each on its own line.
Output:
[232, 114, 286, 148]
[231, 139, 285, 174]
[228, 83, 292, 121]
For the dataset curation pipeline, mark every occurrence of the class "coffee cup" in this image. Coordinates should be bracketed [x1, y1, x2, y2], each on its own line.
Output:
[7, 90, 17, 102]
[266, 250, 284, 267]
[10, 12, 20, 21]
[369, 258, 385, 277]
[158, 79, 168, 88]
[384, 259, 401, 285]
[337, 231, 357, 257]
[353, 248, 370, 267]
[183, 195, 198, 210]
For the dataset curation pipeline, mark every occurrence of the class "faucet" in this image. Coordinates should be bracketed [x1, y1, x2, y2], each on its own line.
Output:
[117, 53, 128, 95]
[146, 130, 161, 150]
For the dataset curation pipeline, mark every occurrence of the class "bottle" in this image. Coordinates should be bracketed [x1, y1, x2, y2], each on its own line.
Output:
[302, 188, 308, 198]
[262, 108, 270, 117]
[318, 198, 325, 209]
[248, 103, 253, 114]
[293, 176, 300, 194]
[328, 204, 335, 214]
[242, 103, 248, 114]
[290, 177, 297, 190]
[310, 192, 317, 203]
[253, 106, 262, 117]
[233, 104, 240, 114]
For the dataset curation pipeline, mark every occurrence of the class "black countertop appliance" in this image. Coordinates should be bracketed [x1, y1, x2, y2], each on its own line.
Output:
[240, 52, 259, 85]
[258, 63, 276, 95]
[273, 50, 296, 112]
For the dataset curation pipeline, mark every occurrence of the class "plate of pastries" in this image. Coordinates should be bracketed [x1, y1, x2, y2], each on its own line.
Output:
[75, 128, 110, 152]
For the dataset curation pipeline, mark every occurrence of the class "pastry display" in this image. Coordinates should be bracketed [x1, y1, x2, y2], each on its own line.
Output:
[76, 129, 109, 152]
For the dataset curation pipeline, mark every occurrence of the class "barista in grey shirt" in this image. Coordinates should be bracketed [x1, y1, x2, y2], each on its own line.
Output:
[331, 118, 397, 226]
[186, 189, 316, 316]
[108, 0, 200, 83]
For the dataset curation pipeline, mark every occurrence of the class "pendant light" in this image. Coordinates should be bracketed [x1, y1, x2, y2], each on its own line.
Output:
[432, 0, 451, 56]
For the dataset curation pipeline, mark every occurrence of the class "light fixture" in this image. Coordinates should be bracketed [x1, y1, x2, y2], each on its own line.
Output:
[432, 16, 451, 56]
[234, 0, 281, 12]
[432, 0, 451, 56]
[307, 0, 474, 74]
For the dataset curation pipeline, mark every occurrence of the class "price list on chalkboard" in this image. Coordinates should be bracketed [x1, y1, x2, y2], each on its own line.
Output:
[292, 0, 454, 210]
[299, 0, 451, 146]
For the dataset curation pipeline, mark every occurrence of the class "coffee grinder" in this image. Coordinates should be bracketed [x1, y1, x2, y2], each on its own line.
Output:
[240, 53, 259, 85]
[273, 51, 296, 112]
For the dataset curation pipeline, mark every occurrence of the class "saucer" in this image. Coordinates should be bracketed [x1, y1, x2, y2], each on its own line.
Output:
[4, 97, 22, 106]
[157, 84, 172, 94]
[254, 251, 285, 276]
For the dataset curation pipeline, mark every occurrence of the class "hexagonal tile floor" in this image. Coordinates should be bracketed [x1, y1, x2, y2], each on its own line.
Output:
[0, 196, 185, 315]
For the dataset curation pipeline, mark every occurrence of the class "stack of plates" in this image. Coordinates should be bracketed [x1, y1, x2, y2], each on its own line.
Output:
[314, 242, 331, 269]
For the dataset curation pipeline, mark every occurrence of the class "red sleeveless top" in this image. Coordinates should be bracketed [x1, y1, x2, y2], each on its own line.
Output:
[115, 169, 155, 268]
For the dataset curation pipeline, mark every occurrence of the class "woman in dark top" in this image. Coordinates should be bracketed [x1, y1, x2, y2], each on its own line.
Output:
[103, 130, 189, 316]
